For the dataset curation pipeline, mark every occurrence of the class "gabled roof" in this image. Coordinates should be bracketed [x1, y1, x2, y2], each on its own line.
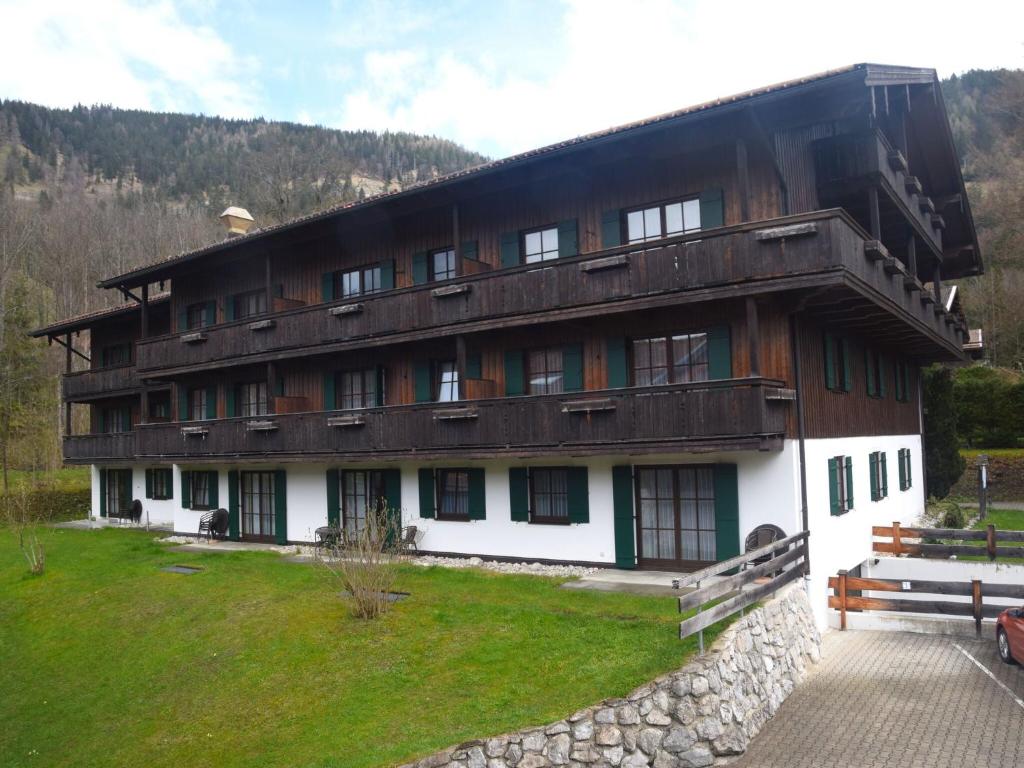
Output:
[94, 62, 978, 289]
[30, 293, 169, 338]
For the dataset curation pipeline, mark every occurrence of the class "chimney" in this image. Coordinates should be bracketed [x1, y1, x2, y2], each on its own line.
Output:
[219, 206, 255, 237]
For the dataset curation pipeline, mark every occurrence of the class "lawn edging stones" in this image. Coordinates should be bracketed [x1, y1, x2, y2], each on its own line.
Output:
[401, 582, 821, 768]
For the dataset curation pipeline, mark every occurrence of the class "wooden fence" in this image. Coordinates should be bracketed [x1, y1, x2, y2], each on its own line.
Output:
[675, 531, 809, 647]
[829, 572, 1024, 634]
[873, 522, 1024, 561]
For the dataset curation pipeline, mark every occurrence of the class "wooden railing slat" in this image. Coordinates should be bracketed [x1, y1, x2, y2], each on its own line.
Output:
[677, 543, 805, 612]
[672, 531, 808, 588]
[679, 565, 804, 639]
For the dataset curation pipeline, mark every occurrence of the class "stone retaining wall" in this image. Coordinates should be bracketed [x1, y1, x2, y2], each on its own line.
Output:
[401, 582, 821, 768]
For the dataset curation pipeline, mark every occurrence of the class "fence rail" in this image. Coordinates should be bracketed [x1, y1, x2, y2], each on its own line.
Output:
[873, 521, 1024, 560]
[676, 531, 809, 644]
[829, 572, 1024, 634]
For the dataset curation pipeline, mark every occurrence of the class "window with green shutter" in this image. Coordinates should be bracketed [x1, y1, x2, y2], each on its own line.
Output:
[894, 361, 911, 402]
[824, 333, 851, 393]
[411, 251, 429, 284]
[601, 210, 622, 249]
[500, 231, 520, 268]
[828, 455, 852, 515]
[606, 337, 628, 389]
[869, 451, 888, 501]
[429, 468, 483, 521]
[418, 468, 436, 519]
[508, 468, 529, 522]
[503, 350, 525, 396]
[698, 188, 724, 229]
[515, 467, 589, 525]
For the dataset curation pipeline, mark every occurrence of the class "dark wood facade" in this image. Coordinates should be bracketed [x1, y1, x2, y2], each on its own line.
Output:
[34, 64, 980, 466]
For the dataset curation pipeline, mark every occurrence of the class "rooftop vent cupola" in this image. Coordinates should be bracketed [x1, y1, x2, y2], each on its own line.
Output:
[219, 206, 255, 237]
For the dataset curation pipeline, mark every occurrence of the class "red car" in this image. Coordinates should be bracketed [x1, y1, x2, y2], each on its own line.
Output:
[997, 606, 1024, 664]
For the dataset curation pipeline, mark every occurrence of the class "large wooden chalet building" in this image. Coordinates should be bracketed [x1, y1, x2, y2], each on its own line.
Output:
[34, 64, 981, 626]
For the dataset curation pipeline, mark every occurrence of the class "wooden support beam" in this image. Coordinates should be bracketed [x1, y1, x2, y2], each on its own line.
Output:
[745, 297, 760, 377]
[868, 186, 881, 240]
[736, 138, 751, 223]
[265, 253, 273, 313]
[140, 283, 149, 339]
[65, 332, 72, 436]
[267, 361, 277, 413]
[907, 231, 918, 278]
[456, 335, 467, 401]
[452, 203, 462, 275]
[933, 262, 942, 304]
[745, 107, 789, 215]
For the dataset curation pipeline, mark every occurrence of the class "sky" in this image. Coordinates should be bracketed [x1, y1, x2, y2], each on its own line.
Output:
[1, 0, 1022, 158]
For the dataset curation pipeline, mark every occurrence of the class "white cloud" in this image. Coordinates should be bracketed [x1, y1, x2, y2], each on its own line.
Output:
[333, 0, 1024, 156]
[0, 0, 260, 117]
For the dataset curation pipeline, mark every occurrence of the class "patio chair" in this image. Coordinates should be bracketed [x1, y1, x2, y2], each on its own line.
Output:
[129, 499, 144, 525]
[743, 524, 787, 571]
[198, 509, 229, 540]
[398, 525, 418, 554]
[315, 525, 343, 550]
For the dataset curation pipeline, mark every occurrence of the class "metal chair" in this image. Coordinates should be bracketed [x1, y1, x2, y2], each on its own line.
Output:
[743, 524, 787, 570]
[198, 509, 229, 540]
[315, 525, 343, 550]
[398, 525, 419, 554]
[129, 499, 144, 525]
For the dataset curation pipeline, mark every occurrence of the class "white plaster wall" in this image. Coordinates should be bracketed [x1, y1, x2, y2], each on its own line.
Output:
[285, 463, 329, 543]
[173, 463, 210, 536]
[133, 466, 175, 526]
[90, 464, 101, 518]
[802, 433, 925, 629]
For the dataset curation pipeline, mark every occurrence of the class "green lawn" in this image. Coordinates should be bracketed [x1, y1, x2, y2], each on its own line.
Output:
[0, 528, 710, 768]
[964, 508, 1024, 563]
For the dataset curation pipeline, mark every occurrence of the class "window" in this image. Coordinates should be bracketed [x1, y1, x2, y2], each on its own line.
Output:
[240, 471, 275, 539]
[101, 344, 131, 367]
[237, 381, 269, 417]
[105, 469, 132, 518]
[632, 332, 709, 386]
[149, 397, 171, 421]
[188, 387, 208, 421]
[233, 290, 267, 320]
[869, 451, 888, 501]
[102, 406, 131, 434]
[828, 455, 853, 515]
[430, 248, 457, 282]
[341, 470, 386, 536]
[436, 360, 459, 402]
[898, 448, 913, 491]
[336, 264, 383, 298]
[437, 469, 470, 519]
[894, 361, 911, 402]
[636, 466, 717, 564]
[151, 468, 172, 500]
[824, 333, 851, 392]
[529, 468, 569, 523]
[527, 348, 564, 395]
[865, 348, 885, 398]
[523, 226, 559, 264]
[337, 369, 378, 410]
[626, 198, 701, 244]
[186, 302, 208, 330]
[190, 472, 211, 511]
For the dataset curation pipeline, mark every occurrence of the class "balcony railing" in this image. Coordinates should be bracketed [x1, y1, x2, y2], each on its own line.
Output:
[134, 209, 964, 376]
[63, 432, 137, 463]
[135, 378, 790, 461]
[62, 364, 138, 401]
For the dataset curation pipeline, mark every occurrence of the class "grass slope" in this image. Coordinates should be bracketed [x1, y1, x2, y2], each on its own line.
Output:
[0, 529, 710, 768]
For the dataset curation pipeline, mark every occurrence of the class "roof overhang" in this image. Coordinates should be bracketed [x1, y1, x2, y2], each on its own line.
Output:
[30, 293, 169, 338]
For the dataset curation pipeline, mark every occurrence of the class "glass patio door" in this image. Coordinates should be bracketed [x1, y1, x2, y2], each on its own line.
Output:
[240, 471, 275, 541]
[635, 466, 717, 569]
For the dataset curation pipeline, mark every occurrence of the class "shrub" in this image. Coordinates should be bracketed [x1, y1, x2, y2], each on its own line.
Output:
[953, 365, 1024, 448]
[0, 488, 90, 522]
[939, 501, 967, 529]
[2, 487, 48, 575]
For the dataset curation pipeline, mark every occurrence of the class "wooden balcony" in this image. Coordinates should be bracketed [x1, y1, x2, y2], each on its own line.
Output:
[134, 209, 965, 377]
[62, 364, 138, 401]
[135, 378, 790, 462]
[63, 432, 137, 464]
[813, 129, 943, 259]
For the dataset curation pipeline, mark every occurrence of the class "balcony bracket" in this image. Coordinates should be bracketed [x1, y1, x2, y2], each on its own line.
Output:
[433, 407, 479, 421]
[181, 425, 209, 438]
[431, 284, 471, 299]
[755, 222, 818, 242]
[180, 332, 207, 344]
[882, 256, 903, 276]
[248, 319, 276, 331]
[764, 388, 797, 401]
[245, 420, 278, 432]
[327, 414, 366, 428]
[580, 254, 629, 273]
[329, 303, 364, 317]
[904, 176, 923, 196]
[561, 398, 616, 414]
[887, 149, 908, 173]
[863, 240, 890, 262]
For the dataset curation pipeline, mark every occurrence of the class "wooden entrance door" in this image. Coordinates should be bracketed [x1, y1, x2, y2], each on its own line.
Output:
[634, 466, 718, 570]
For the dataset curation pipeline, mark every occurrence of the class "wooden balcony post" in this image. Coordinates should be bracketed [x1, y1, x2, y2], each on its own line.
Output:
[140, 386, 149, 426]
[986, 524, 997, 561]
[933, 261, 942, 303]
[65, 332, 72, 374]
[971, 578, 983, 636]
[265, 253, 273, 313]
[892, 521, 902, 556]
[455, 335, 467, 401]
[745, 297, 760, 377]
[838, 569, 848, 630]
[140, 283, 149, 339]
[736, 138, 751, 223]
[906, 232, 917, 278]
[267, 362, 277, 413]
[868, 185, 881, 240]
[452, 202, 462, 276]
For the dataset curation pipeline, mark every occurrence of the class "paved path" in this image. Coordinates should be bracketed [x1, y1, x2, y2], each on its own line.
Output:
[731, 630, 1024, 768]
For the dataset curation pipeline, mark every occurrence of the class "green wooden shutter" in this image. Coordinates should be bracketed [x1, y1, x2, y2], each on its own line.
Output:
[601, 209, 622, 249]
[468, 468, 486, 520]
[414, 361, 433, 402]
[607, 337, 628, 388]
[557, 219, 578, 258]
[145, 468, 153, 499]
[823, 333, 837, 391]
[273, 470, 287, 544]
[880, 452, 888, 497]
[98, 469, 107, 517]
[412, 251, 429, 284]
[205, 386, 217, 420]
[379, 260, 395, 291]
[699, 188, 724, 228]
[326, 469, 340, 526]
[841, 339, 853, 392]
[227, 470, 240, 540]
[375, 366, 386, 407]
[204, 301, 216, 327]
[828, 458, 839, 515]
[275, 284, 284, 298]
[567, 467, 589, 524]
[509, 468, 529, 522]
[500, 231, 520, 268]
[466, 354, 482, 381]
[713, 464, 740, 564]
[418, 469, 435, 518]
[865, 350, 877, 397]
[907, 450, 913, 489]
[224, 296, 235, 322]
[562, 343, 583, 392]
[207, 470, 219, 509]
[902, 364, 911, 403]
[878, 356, 888, 398]
[324, 371, 336, 410]
[503, 350, 524, 396]
[165, 469, 174, 500]
[898, 449, 907, 491]
[274, 377, 284, 397]
[225, 386, 236, 418]
[98, 408, 106, 434]
[321, 272, 335, 302]
[707, 326, 732, 380]
[461, 240, 478, 262]
[845, 457, 854, 510]
[178, 385, 189, 422]
[181, 470, 191, 509]
[382, 469, 402, 517]
[612, 465, 635, 569]
[178, 308, 188, 332]
[869, 452, 879, 501]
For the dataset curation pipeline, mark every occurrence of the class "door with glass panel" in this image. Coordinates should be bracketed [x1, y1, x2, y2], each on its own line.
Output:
[240, 471, 276, 541]
[634, 466, 717, 569]
[340, 470, 386, 539]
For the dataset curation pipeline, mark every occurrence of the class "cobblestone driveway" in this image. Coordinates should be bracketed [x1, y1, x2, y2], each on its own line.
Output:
[731, 630, 1024, 768]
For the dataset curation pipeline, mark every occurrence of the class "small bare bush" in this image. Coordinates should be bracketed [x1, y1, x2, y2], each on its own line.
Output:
[318, 503, 402, 619]
[2, 486, 49, 575]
